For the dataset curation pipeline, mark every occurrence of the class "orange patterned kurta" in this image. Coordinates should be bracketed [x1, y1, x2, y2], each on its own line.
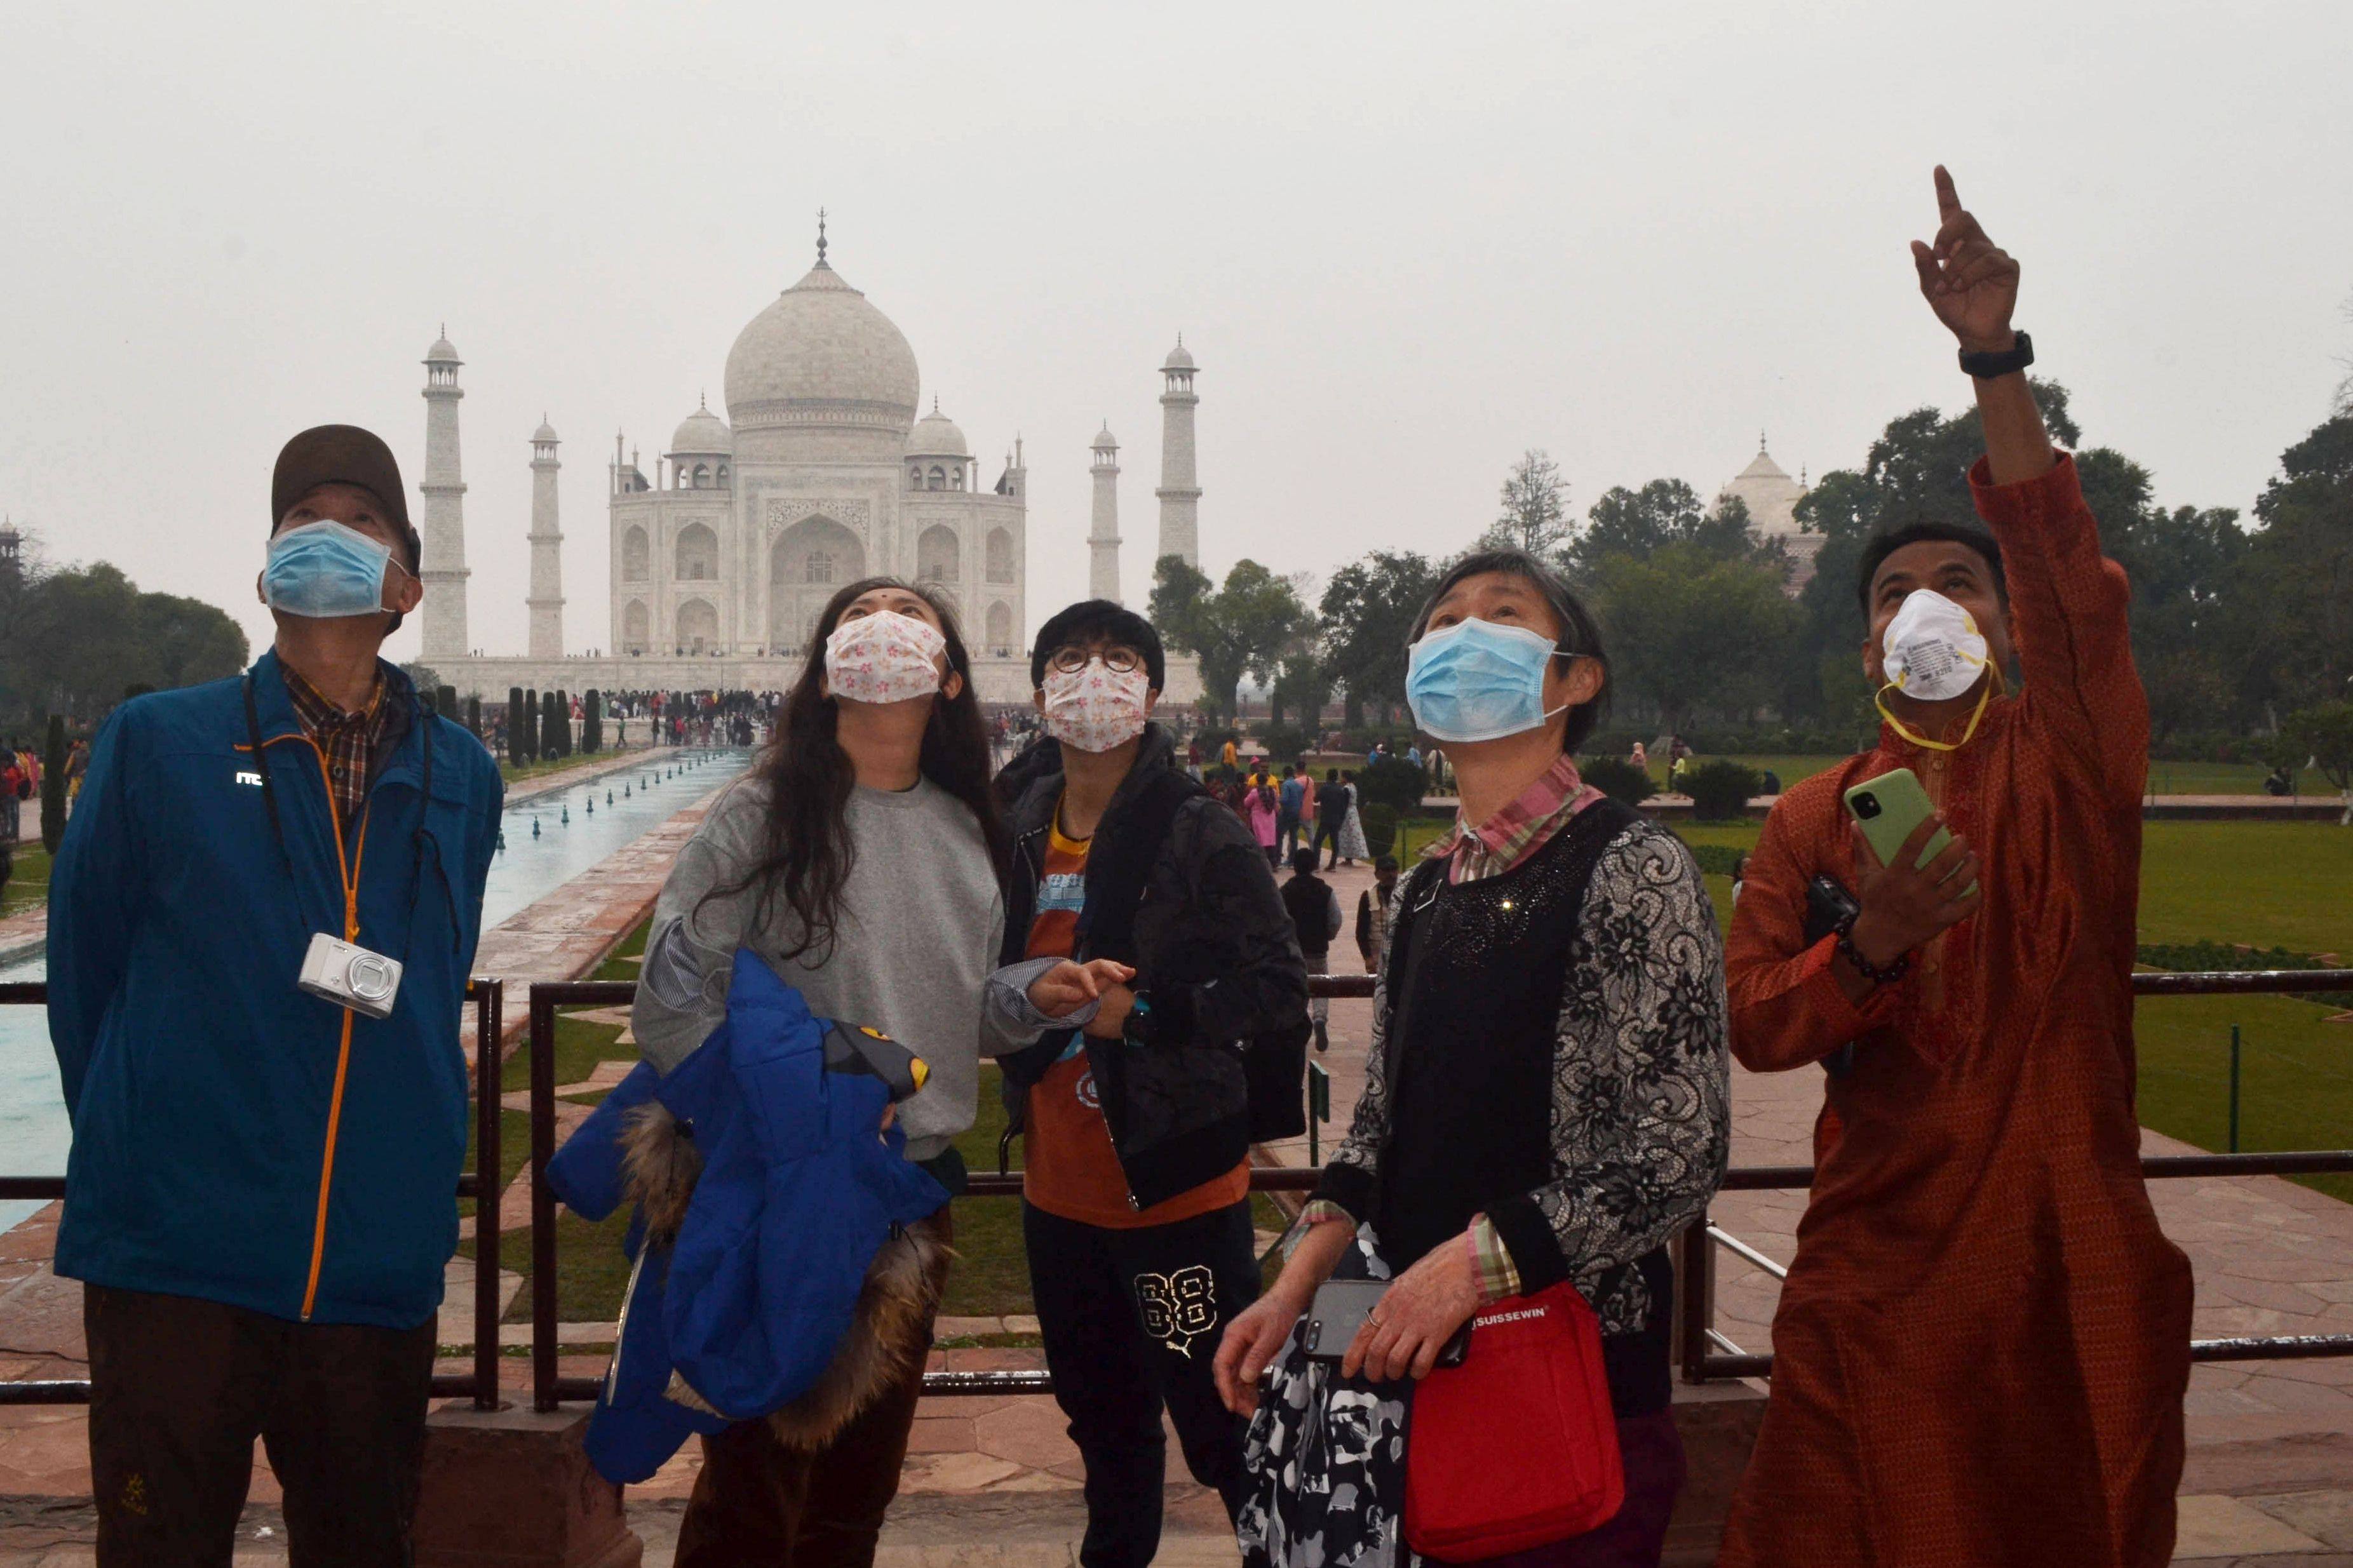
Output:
[1717, 454, 2194, 1568]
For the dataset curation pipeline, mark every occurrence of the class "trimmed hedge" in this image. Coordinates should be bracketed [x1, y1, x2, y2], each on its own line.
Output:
[1684, 759, 1762, 822]
[2137, 942, 2347, 1008]
[1355, 757, 1429, 813]
[1579, 756, 1656, 807]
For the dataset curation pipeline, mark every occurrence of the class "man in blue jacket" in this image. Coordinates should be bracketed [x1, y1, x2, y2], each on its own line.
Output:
[48, 424, 504, 1565]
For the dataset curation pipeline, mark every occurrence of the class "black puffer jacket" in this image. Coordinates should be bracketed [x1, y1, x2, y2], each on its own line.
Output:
[996, 724, 1309, 1211]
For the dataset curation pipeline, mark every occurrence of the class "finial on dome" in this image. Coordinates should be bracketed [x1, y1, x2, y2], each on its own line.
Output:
[816, 207, 828, 265]
[699, 391, 708, 412]
[1759, 429, 1769, 452]
[933, 395, 940, 413]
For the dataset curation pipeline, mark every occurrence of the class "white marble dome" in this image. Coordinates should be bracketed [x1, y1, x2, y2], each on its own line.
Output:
[1163, 338, 1195, 371]
[905, 403, 968, 458]
[426, 333, 461, 364]
[724, 261, 920, 436]
[669, 401, 732, 456]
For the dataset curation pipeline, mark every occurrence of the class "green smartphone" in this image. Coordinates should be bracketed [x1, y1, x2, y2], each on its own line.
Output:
[1844, 769, 1974, 898]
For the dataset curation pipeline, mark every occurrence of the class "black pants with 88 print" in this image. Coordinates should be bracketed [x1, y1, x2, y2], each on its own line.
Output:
[1023, 1198, 1261, 1568]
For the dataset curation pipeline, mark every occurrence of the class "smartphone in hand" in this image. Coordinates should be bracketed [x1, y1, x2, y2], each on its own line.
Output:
[1844, 769, 1978, 900]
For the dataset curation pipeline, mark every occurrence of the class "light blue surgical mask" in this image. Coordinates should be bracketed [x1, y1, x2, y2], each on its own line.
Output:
[1406, 617, 1571, 743]
[264, 520, 393, 618]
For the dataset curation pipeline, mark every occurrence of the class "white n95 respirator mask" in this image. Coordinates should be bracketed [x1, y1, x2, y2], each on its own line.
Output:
[1881, 590, 1989, 702]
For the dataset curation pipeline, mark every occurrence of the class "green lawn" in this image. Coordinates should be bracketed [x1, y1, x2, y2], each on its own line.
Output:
[0, 845, 50, 917]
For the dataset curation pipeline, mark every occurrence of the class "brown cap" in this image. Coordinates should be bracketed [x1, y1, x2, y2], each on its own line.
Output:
[271, 425, 419, 569]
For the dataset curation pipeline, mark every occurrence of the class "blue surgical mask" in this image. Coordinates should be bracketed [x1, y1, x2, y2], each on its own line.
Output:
[264, 521, 393, 618]
[1406, 617, 1570, 743]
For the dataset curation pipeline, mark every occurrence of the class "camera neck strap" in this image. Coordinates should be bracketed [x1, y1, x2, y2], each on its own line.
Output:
[243, 671, 434, 953]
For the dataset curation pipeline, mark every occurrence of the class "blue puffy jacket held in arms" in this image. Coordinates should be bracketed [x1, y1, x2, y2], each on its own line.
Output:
[548, 948, 948, 1485]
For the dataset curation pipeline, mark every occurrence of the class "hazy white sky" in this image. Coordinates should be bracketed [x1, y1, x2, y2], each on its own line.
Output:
[3, 1, 2347, 664]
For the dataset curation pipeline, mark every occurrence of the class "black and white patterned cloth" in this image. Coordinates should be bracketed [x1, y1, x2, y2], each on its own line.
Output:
[1330, 819, 1729, 1332]
[1238, 1234, 1418, 1568]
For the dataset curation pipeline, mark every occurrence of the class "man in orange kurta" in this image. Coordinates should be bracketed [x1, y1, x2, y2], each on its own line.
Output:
[1718, 170, 2194, 1567]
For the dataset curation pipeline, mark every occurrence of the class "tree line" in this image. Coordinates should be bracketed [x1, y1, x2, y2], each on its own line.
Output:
[0, 541, 248, 740]
[1150, 385, 2352, 763]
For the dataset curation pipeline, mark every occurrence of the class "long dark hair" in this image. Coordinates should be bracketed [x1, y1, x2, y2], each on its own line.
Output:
[708, 576, 1008, 963]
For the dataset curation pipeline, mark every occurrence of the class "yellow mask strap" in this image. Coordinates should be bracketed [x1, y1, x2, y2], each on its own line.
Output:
[1876, 663, 2004, 753]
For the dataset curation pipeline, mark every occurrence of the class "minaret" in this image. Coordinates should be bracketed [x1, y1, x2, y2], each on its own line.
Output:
[419, 328, 469, 659]
[527, 419, 563, 659]
[1089, 424, 1123, 604]
[1154, 336, 1201, 570]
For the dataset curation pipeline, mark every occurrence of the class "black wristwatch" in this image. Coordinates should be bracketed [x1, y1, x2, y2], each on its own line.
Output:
[1959, 330, 2034, 380]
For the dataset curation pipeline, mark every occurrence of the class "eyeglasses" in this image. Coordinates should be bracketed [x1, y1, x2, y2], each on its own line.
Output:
[1046, 645, 1144, 675]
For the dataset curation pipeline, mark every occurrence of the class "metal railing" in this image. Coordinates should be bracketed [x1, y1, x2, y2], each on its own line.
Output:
[8, 965, 2347, 1413]
[0, 979, 506, 1409]
[523, 977, 1372, 1411]
[1676, 967, 2353, 1383]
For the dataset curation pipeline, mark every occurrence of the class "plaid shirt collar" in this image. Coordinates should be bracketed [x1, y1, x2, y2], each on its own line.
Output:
[1422, 751, 1604, 885]
[280, 662, 396, 823]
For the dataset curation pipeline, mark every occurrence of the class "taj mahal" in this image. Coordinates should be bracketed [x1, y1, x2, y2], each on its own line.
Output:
[418, 222, 1205, 706]
[415, 225, 1816, 706]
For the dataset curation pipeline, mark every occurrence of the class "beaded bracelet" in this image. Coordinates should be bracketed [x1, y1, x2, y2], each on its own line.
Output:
[1836, 928, 1912, 986]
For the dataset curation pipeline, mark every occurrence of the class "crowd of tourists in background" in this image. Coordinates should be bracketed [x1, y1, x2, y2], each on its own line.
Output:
[27, 168, 2201, 1568]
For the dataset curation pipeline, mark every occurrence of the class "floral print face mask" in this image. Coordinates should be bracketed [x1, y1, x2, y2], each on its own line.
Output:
[825, 609, 947, 706]
[1042, 659, 1152, 753]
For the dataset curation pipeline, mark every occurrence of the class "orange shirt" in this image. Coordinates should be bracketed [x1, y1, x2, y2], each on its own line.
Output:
[1021, 815, 1250, 1228]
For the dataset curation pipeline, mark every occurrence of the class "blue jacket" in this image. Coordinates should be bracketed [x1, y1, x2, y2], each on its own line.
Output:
[47, 652, 504, 1329]
[549, 949, 948, 1484]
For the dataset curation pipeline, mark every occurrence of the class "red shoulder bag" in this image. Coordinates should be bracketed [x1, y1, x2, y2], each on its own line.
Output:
[1404, 1280, 1624, 1559]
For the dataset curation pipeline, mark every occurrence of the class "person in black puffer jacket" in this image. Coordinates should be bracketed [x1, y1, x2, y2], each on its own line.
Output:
[986, 600, 1308, 1568]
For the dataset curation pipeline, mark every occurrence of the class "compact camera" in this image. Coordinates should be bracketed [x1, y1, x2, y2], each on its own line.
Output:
[298, 932, 404, 1020]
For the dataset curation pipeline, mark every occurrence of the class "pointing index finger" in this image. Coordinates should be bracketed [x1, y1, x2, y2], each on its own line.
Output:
[1934, 164, 1961, 223]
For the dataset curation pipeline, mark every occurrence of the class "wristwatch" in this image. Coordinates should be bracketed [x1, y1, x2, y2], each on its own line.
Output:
[1959, 330, 2033, 380]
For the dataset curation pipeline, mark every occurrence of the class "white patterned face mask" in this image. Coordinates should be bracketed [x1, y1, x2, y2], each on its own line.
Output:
[1042, 660, 1152, 753]
[825, 610, 947, 706]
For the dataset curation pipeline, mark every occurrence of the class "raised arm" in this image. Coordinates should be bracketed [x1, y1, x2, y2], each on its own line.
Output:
[1913, 164, 2145, 790]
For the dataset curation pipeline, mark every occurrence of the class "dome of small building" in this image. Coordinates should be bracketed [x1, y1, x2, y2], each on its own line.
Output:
[724, 257, 920, 437]
[1718, 435, 1808, 536]
[1163, 337, 1196, 370]
[905, 400, 969, 458]
[669, 398, 733, 457]
[532, 418, 559, 445]
[1091, 422, 1119, 452]
[426, 330, 461, 364]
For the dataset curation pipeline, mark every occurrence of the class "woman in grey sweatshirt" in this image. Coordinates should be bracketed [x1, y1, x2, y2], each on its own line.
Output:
[628, 578, 1020, 1566]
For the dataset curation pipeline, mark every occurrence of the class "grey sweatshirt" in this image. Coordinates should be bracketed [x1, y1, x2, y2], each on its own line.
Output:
[633, 775, 1008, 1162]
